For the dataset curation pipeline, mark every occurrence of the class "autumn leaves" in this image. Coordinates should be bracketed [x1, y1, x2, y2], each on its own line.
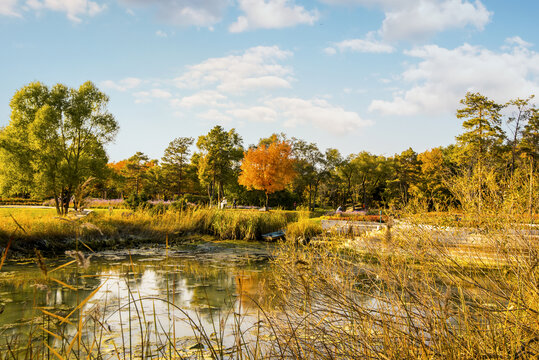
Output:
[239, 141, 296, 208]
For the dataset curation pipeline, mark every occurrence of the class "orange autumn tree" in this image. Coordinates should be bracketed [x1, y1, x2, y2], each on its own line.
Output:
[238, 140, 296, 209]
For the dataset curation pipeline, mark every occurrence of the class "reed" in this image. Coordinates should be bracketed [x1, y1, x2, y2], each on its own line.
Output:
[262, 218, 539, 359]
[1, 206, 537, 358]
[0, 207, 298, 255]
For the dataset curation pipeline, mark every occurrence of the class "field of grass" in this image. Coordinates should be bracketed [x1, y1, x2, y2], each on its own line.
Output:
[0, 207, 299, 256]
[0, 205, 537, 359]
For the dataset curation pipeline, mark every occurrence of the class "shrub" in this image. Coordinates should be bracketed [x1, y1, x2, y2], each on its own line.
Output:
[286, 218, 323, 242]
[148, 202, 168, 216]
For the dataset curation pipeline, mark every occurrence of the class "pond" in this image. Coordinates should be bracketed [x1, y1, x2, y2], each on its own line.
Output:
[0, 241, 274, 358]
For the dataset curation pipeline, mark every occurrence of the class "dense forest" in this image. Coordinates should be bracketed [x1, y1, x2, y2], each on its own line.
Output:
[1, 85, 538, 214]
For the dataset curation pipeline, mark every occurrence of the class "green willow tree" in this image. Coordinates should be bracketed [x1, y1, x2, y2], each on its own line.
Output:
[349, 152, 391, 210]
[0, 82, 118, 215]
[196, 126, 243, 206]
[385, 148, 421, 208]
[291, 139, 324, 211]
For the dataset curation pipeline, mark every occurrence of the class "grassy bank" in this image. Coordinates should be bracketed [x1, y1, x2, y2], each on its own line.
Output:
[1, 213, 537, 359]
[264, 220, 539, 359]
[0, 207, 298, 255]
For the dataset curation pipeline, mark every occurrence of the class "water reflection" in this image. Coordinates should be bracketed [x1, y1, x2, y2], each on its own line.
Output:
[0, 245, 271, 355]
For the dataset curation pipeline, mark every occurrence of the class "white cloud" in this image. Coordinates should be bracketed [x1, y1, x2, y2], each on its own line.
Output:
[174, 45, 294, 93]
[172, 90, 229, 108]
[134, 88, 172, 103]
[505, 36, 532, 49]
[98, 46, 371, 136]
[324, 47, 337, 55]
[25, 0, 106, 22]
[119, 0, 227, 27]
[266, 97, 372, 134]
[198, 109, 233, 124]
[0, 0, 20, 16]
[227, 106, 278, 123]
[326, 33, 395, 54]
[229, 0, 319, 32]
[155, 30, 168, 37]
[101, 78, 142, 92]
[381, 0, 490, 41]
[149, 89, 172, 98]
[320, 0, 491, 41]
[369, 41, 539, 116]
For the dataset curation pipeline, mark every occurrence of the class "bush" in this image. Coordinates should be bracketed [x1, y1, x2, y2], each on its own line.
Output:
[286, 217, 323, 242]
[148, 202, 168, 216]
[170, 198, 188, 212]
[182, 194, 209, 205]
[0, 198, 43, 206]
[124, 193, 148, 211]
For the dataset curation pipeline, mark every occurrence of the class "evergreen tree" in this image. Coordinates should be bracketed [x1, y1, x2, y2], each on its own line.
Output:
[455, 92, 505, 169]
[161, 137, 194, 196]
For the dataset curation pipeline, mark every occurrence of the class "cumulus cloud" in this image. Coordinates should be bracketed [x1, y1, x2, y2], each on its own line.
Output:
[369, 41, 539, 116]
[505, 36, 533, 49]
[266, 97, 372, 134]
[229, 0, 319, 32]
[101, 78, 142, 92]
[174, 45, 294, 93]
[0, 0, 20, 16]
[188, 96, 369, 132]
[172, 90, 229, 108]
[99, 46, 370, 135]
[325, 33, 395, 54]
[198, 109, 233, 124]
[381, 0, 490, 41]
[25, 0, 106, 22]
[119, 0, 227, 27]
[227, 106, 278, 123]
[321, 0, 491, 41]
[134, 88, 172, 103]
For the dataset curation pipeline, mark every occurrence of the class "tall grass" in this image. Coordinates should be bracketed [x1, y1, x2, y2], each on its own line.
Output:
[2, 201, 538, 358]
[285, 211, 322, 243]
[0, 208, 298, 255]
[262, 218, 539, 359]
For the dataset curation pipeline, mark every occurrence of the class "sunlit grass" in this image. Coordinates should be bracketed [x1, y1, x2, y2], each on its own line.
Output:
[0, 207, 298, 255]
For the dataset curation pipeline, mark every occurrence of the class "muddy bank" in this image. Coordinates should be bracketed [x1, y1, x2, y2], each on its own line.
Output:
[3, 231, 278, 259]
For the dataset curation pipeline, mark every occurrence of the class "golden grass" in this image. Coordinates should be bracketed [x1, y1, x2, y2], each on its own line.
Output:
[262, 219, 539, 359]
[0, 207, 298, 255]
[1, 205, 537, 358]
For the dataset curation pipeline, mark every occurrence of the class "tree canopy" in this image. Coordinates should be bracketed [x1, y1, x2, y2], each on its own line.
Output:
[196, 126, 243, 206]
[0, 81, 118, 215]
[238, 140, 296, 208]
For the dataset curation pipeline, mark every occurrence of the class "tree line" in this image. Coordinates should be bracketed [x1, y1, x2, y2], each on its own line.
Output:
[0, 83, 538, 215]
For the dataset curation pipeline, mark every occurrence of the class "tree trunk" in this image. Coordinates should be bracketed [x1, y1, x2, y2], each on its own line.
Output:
[265, 191, 269, 210]
[362, 177, 367, 210]
[308, 185, 312, 212]
[207, 183, 213, 207]
[63, 190, 70, 216]
[178, 168, 183, 196]
[53, 192, 61, 215]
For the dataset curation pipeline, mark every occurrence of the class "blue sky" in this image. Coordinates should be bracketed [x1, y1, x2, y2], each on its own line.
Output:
[1, 0, 538, 161]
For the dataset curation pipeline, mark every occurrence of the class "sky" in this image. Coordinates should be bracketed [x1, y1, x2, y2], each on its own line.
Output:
[1, 0, 538, 162]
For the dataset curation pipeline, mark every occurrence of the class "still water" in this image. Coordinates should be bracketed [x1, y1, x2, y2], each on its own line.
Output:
[0, 241, 273, 357]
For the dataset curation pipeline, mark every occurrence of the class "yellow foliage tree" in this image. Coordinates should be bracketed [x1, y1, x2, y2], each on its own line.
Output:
[238, 141, 296, 209]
